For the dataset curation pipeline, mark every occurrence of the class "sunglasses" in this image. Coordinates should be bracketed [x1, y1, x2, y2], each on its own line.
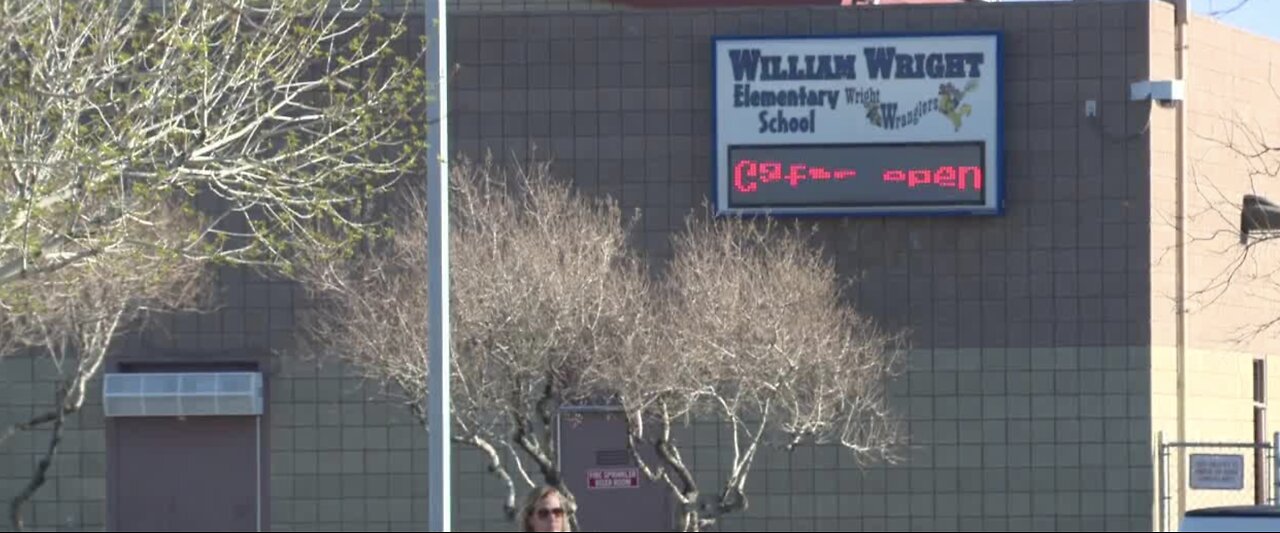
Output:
[536, 507, 566, 520]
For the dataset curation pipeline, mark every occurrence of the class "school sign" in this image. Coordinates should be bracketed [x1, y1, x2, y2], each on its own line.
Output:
[713, 33, 1003, 216]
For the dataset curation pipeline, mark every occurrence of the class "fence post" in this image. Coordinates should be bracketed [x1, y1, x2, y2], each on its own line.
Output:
[1159, 431, 1167, 532]
[1274, 432, 1279, 506]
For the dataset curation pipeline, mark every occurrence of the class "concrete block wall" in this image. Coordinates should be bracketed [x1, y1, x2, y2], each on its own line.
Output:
[266, 357, 534, 532]
[699, 347, 1154, 532]
[448, 0, 622, 12]
[448, 1, 1156, 347]
[448, 2, 1158, 531]
[104, 268, 514, 532]
[265, 358, 430, 532]
[9, 1, 1279, 532]
[0, 356, 107, 532]
[0, 359, 521, 532]
[0, 266, 474, 532]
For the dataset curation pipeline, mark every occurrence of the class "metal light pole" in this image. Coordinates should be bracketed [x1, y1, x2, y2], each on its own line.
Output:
[425, 0, 451, 530]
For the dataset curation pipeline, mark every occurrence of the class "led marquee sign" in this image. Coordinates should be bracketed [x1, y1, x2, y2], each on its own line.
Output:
[714, 33, 1003, 216]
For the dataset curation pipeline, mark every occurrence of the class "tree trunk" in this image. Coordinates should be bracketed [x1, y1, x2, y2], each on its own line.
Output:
[8, 400, 67, 531]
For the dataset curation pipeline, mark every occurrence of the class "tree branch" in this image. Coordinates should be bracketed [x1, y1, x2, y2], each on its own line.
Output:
[466, 435, 518, 521]
[8, 388, 68, 531]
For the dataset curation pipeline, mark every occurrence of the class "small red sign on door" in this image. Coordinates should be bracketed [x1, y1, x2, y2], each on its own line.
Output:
[587, 468, 640, 490]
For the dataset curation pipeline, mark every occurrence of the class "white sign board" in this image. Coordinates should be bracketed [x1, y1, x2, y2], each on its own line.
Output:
[586, 468, 640, 490]
[1189, 454, 1245, 490]
[713, 33, 1002, 216]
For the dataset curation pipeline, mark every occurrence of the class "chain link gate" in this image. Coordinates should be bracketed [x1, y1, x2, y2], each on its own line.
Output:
[1157, 432, 1280, 532]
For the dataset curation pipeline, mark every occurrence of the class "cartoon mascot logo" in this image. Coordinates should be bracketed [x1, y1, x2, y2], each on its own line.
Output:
[938, 80, 979, 132]
[861, 80, 980, 132]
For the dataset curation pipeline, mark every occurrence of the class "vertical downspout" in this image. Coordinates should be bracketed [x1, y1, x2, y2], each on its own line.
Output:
[257, 414, 263, 532]
[1173, 0, 1190, 522]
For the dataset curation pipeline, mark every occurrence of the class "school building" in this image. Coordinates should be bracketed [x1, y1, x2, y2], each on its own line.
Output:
[3, 0, 1280, 531]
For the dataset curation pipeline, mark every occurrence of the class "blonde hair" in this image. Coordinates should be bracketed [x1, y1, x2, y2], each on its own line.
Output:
[518, 485, 571, 532]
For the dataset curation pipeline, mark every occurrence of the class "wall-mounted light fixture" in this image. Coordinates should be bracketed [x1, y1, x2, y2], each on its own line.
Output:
[1241, 195, 1280, 244]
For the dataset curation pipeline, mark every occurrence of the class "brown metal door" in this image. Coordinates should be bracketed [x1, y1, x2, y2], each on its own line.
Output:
[109, 416, 260, 532]
[559, 409, 674, 532]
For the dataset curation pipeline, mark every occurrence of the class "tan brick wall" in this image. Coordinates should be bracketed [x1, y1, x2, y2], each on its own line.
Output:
[1148, 2, 1280, 529]
[1181, 10, 1280, 355]
[1151, 347, 1277, 530]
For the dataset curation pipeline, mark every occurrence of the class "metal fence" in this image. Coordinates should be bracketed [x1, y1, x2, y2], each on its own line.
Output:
[1157, 432, 1280, 532]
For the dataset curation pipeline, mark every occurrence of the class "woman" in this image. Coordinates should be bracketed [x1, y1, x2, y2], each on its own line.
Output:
[519, 485, 571, 532]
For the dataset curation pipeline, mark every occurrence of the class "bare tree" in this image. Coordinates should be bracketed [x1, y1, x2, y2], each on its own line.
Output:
[1205, 0, 1252, 18]
[0, 1, 422, 528]
[0, 203, 210, 530]
[609, 214, 904, 532]
[295, 160, 902, 530]
[1182, 61, 1280, 341]
[0, 0, 423, 288]
[293, 156, 652, 526]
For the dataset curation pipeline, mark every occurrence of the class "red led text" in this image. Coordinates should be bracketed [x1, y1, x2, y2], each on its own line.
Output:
[881, 166, 983, 190]
[734, 159, 856, 193]
[734, 159, 983, 194]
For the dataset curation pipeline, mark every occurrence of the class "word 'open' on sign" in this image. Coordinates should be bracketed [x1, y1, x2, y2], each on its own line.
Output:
[733, 159, 983, 193]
